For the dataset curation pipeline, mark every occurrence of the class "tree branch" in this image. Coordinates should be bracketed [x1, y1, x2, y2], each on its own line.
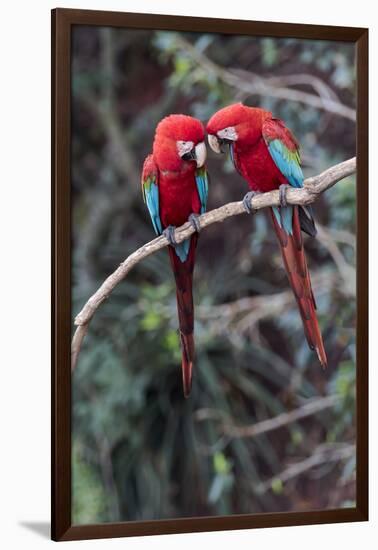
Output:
[255, 443, 355, 494]
[196, 271, 338, 337]
[195, 394, 340, 439]
[71, 157, 356, 370]
[173, 36, 356, 121]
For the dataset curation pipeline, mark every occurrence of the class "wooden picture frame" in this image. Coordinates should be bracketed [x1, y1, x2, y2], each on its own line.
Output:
[52, 7, 368, 542]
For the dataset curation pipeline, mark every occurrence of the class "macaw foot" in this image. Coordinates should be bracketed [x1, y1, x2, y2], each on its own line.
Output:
[163, 225, 177, 246]
[279, 184, 289, 207]
[243, 191, 259, 214]
[188, 213, 201, 233]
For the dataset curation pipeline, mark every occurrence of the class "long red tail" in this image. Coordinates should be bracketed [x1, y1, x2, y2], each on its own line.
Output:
[167, 235, 198, 397]
[270, 207, 327, 367]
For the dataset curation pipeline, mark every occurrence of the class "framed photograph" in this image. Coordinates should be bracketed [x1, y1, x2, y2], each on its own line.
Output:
[52, 8, 368, 542]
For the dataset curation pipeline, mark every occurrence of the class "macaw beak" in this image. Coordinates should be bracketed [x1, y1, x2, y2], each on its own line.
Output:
[208, 134, 221, 154]
[194, 141, 207, 167]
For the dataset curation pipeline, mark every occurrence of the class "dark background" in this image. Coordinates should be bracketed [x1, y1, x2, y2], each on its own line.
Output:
[71, 26, 356, 524]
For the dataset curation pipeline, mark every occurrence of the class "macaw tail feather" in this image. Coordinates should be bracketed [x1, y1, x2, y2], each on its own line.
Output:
[167, 234, 198, 397]
[179, 332, 195, 398]
[270, 206, 327, 368]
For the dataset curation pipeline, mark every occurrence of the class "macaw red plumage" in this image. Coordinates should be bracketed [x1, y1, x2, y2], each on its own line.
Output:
[141, 115, 209, 396]
[207, 103, 327, 367]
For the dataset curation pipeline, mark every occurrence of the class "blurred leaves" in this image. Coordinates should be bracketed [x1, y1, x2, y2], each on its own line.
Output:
[262, 38, 279, 67]
[209, 452, 234, 506]
[72, 442, 107, 524]
[71, 26, 356, 524]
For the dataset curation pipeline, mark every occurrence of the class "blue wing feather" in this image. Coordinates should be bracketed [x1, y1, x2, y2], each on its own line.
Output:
[195, 167, 209, 214]
[143, 161, 208, 263]
[268, 139, 304, 235]
[268, 139, 303, 189]
[272, 204, 294, 234]
[145, 181, 189, 262]
[144, 180, 163, 236]
[173, 238, 191, 263]
[263, 125, 304, 235]
[142, 156, 163, 236]
[166, 167, 208, 263]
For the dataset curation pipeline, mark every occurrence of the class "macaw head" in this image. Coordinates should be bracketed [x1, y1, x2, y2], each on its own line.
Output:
[153, 114, 207, 172]
[206, 103, 269, 154]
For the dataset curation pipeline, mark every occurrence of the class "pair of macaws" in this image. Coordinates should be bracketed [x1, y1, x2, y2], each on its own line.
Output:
[141, 103, 327, 397]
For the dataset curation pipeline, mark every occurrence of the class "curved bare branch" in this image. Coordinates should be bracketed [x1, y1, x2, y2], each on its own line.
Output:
[71, 157, 356, 370]
[173, 36, 356, 121]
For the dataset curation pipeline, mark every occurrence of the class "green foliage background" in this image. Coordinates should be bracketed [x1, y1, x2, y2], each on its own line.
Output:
[71, 27, 356, 524]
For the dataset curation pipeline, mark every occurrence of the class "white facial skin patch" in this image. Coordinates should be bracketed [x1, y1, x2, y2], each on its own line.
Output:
[177, 140, 207, 167]
[177, 140, 195, 157]
[208, 127, 238, 154]
[217, 126, 238, 141]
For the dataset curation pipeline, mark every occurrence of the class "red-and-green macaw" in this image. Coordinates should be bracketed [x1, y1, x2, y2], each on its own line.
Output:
[141, 114, 209, 397]
[207, 103, 327, 367]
